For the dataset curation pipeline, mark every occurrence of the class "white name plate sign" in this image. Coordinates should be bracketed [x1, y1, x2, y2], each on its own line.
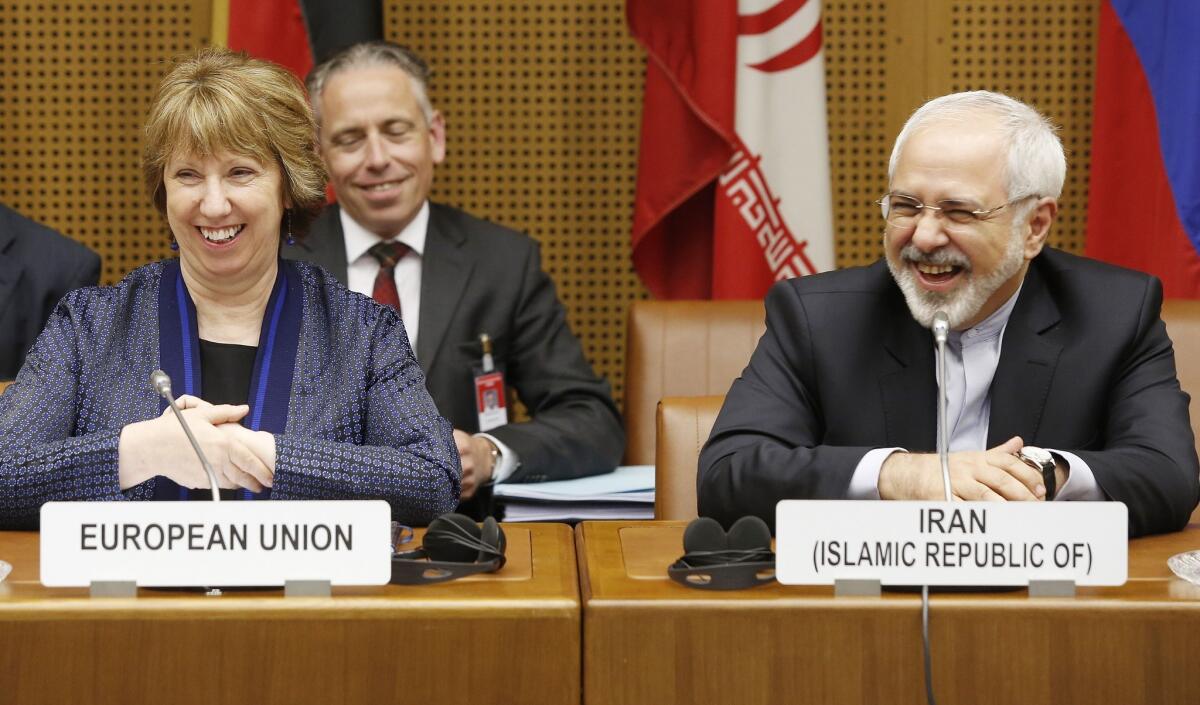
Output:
[775, 500, 1128, 587]
[40, 500, 392, 588]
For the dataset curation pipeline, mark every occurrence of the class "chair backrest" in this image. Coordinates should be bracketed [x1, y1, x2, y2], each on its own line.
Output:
[624, 300, 764, 465]
[1160, 299, 1200, 524]
[655, 395, 725, 520]
[1162, 300, 1200, 452]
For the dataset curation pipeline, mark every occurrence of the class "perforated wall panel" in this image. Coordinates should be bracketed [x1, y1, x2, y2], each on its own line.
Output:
[0, 1, 211, 285]
[826, 0, 1098, 266]
[824, 1, 891, 269]
[384, 1, 647, 408]
[938, 1, 1098, 254]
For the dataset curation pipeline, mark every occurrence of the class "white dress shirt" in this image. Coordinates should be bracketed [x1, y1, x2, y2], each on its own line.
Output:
[847, 288, 1102, 501]
[341, 203, 427, 354]
[339, 201, 520, 483]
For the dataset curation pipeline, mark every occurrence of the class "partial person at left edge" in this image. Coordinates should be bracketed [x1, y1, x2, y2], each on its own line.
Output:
[0, 204, 101, 380]
[0, 48, 461, 530]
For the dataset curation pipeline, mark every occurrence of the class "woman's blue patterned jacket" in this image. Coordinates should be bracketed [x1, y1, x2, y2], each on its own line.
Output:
[0, 260, 462, 529]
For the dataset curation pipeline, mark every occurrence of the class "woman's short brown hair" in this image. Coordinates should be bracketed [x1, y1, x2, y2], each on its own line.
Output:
[142, 48, 327, 239]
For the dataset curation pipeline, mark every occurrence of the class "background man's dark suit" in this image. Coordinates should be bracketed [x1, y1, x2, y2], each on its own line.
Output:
[285, 202, 624, 510]
[699, 247, 1199, 537]
[0, 204, 101, 379]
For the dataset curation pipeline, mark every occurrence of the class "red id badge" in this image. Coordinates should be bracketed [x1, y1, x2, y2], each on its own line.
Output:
[473, 368, 508, 432]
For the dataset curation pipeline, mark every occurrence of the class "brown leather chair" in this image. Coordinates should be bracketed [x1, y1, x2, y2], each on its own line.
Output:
[624, 300, 764, 465]
[1162, 300, 1200, 456]
[1160, 299, 1200, 523]
[655, 395, 724, 520]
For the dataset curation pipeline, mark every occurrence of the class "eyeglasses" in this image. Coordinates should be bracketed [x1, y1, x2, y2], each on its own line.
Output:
[876, 193, 1033, 229]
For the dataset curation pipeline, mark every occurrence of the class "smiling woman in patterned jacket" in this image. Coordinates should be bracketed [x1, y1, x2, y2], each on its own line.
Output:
[0, 48, 461, 528]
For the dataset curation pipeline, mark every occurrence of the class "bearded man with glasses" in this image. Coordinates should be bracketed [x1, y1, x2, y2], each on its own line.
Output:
[699, 90, 1198, 538]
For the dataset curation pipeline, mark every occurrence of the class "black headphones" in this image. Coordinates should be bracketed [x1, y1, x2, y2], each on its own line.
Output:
[390, 514, 507, 585]
[667, 516, 776, 590]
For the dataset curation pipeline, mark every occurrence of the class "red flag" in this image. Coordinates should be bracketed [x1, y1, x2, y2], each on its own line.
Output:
[226, 0, 314, 79]
[628, 0, 833, 300]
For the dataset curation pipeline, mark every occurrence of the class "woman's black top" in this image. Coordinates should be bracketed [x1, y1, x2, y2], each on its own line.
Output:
[186, 339, 258, 501]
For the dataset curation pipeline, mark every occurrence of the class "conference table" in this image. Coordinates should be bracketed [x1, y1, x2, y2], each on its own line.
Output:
[576, 520, 1200, 705]
[6, 519, 1200, 705]
[0, 523, 579, 705]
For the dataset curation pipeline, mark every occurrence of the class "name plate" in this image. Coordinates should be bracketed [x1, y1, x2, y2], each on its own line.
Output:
[775, 501, 1128, 587]
[40, 500, 392, 587]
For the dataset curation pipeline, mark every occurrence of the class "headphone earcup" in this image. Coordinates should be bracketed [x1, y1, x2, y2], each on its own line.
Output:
[726, 516, 772, 552]
[423, 513, 482, 563]
[682, 517, 727, 553]
[681, 516, 728, 567]
[478, 516, 506, 562]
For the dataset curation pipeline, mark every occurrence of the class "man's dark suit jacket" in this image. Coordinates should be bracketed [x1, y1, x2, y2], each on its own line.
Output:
[699, 247, 1200, 538]
[0, 204, 101, 379]
[284, 202, 624, 506]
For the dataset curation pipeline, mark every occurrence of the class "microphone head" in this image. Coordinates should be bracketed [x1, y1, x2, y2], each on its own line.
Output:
[932, 311, 950, 343]
[150, 370, 172, 397]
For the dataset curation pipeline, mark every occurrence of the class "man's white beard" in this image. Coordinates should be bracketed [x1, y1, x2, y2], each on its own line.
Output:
[886, 224, 1025, 329]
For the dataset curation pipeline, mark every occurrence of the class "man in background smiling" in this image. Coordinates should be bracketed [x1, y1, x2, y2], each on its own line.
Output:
[285, 41, 623, 517]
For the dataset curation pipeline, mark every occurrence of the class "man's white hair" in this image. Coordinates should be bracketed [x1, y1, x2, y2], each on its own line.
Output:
[888, 90, 1067, 201]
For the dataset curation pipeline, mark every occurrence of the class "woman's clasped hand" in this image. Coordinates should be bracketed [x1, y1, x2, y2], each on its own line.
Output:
[117, 395, 275, 493]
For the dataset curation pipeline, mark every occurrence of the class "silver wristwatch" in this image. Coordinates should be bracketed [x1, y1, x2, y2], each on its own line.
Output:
[1017, 446, 1057, 500]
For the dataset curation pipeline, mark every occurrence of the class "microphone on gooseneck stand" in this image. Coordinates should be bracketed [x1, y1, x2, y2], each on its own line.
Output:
[150, 370, 221, 502]
[931, 311, 952, 502]
[926, 311, 953, 705]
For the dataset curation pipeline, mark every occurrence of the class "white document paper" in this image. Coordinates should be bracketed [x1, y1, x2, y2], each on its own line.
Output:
[493, 465, 655, 503]
[501, 504, 655, 522]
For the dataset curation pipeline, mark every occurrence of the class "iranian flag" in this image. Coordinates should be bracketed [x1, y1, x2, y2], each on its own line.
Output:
[628, 0, 834, 299]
